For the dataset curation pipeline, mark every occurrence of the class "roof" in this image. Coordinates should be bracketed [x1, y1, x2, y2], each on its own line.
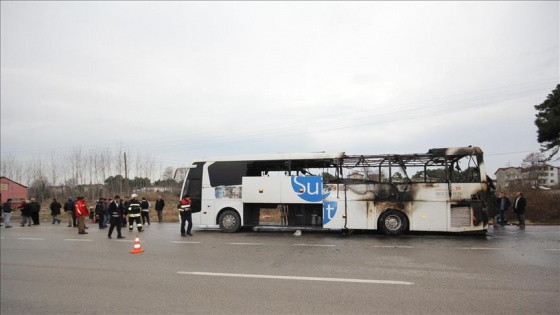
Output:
[0, 176, 28, 188]
[190, 152, 346, 163]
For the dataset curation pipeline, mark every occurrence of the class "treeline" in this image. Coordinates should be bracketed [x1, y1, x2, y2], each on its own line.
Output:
[1, 146, 180, 202]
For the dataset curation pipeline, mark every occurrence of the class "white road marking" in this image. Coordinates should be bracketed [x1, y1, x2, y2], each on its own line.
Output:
[172, 241, 202, 244]
[18, 238, 45, 240]
[293, 244, 335, 247]
[230, 242, 266, 245]
[458, 247, 504, 250]
[178, 271, 414, 285]
[546, 249, 560, 251]
[372, 245, 414, 248]
[64, 239, 93, 242]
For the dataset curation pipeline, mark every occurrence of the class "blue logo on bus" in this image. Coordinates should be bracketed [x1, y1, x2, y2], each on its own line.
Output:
[291, 176, 329, 202]
[323, 201, 337, 225]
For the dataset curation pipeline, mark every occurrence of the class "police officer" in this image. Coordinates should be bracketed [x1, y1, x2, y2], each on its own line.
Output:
[127, 194, 143, 232]
[107, 195, 125, 239]
[178, 194, 193, 237]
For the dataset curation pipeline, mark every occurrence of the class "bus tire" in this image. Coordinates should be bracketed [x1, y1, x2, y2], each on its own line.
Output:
[379, 210, 407, 235]
[219, 210, 241, 233]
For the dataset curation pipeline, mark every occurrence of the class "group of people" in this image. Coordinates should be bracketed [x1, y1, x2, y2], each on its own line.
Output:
[1, 198, 42, 228]
[60, 194, 167, 237]
[1, 195, 171, 237]
[494, 191, 527, 227]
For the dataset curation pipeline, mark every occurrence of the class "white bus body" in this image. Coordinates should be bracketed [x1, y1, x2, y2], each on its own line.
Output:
[178, 147, 494, 235]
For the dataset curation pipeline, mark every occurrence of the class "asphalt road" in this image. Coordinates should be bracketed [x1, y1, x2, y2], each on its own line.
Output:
[1, 222, 559, 315]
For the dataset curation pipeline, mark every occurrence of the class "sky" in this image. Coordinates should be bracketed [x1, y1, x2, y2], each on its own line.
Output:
[1, 1, 559, 180]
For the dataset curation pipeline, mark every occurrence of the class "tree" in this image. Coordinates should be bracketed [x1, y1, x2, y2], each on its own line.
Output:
[534, 84, 560, 161]
[521, 152, 545, 167]
[29, 177, 52, 203]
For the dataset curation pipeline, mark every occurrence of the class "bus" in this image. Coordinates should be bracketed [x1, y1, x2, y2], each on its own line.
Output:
[176, 146, 495, 235]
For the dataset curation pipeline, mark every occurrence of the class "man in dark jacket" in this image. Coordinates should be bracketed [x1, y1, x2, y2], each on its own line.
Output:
[513, 192, 527, 227]
[96, 198, 108, 229]
[50, 198, 62, 224]
[30, 198, 41, 225]
[107, 195, 125, 239]
[155, 195, 165, 223]
[64, 197, 76, 227]
[494, 191, 511, 226]
[20, 200, 32, 227]
[3, 198, 14, 228]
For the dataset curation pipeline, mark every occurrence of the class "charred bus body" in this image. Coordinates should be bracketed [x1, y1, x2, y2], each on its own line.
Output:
[177, 147, 494, 235]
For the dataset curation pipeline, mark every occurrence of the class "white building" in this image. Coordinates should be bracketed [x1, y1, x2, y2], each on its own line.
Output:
[495, 164, 559, 189]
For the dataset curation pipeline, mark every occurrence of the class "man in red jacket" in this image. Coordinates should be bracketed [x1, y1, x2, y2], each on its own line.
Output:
[75, 196, 89, 234]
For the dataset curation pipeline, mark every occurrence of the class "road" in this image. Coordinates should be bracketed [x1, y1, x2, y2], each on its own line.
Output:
[1, 223, 559, 314]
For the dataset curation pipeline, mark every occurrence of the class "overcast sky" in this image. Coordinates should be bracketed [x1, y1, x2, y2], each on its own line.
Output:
[1, 1, 559, 178]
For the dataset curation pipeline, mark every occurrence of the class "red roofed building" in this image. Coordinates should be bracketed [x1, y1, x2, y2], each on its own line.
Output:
[0, 177, 28, 203]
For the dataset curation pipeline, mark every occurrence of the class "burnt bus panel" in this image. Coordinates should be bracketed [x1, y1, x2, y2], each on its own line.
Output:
[450, 206, 472, 228]
[410, 201, 449, 231]
[344, 200, 368, 229]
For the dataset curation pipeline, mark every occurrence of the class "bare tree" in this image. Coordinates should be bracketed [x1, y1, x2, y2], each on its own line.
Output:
[0, 154, 25, 183]
[49, 154, 61, 199]
[162, 166, 175, 181]
[521, 152, 546, 189]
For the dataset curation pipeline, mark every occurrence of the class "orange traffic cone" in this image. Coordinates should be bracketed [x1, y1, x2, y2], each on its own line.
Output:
[130, 235, 144, 254]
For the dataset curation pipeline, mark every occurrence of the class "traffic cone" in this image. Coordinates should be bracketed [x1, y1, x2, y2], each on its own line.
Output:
[130, 235, 144, 254]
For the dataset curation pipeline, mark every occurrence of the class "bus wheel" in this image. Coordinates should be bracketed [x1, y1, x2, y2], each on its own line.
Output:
[219, 210, 240, 233]
[380, 210, 407, 235]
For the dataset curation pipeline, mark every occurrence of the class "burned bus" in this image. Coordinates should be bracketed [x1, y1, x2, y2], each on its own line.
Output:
[176, 146, 494, 235]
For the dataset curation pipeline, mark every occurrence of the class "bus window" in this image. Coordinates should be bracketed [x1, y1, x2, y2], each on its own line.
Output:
[208, 161, 248, 187]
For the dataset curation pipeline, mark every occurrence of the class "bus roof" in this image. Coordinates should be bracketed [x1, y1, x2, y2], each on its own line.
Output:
[190, 152, 346, 163]
[185, 147, 483, 166]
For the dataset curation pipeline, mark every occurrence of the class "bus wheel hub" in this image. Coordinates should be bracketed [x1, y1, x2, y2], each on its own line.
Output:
[385, 215, 401, 230]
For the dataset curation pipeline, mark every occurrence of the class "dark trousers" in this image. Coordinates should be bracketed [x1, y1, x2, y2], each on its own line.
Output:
[156, 210, 163, 222]
[180, 211, 192, 235]
[128, 216, 143, 232]
[72, 212, 77, 227]
[108, 218, 122, 237]
[499, 210, 507, 225]
[31, 211, 40, 225]
[141, 211, 150, 225]
[516, 212, 526, 226]
[99, 212, 107, 228]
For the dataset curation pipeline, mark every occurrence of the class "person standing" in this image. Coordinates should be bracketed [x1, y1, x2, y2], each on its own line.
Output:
[103, 198, 110, 228]
[140, 197, 151, 226]
[178, 194, 193, 237]
[74, 196, 89, 234]
[30, 198, 41, 225]
[64, 197, 76, 227]
[155, 195, 165, 223]
[96, 198, 107, 229]
[513, 192, 527, 227]
[20, 200, 32, 227]
[107, 195, 125, 239]
[127, 194, 143, 233]
[2, 198, 13, 228]
[50, 198, 62, 224]
[494, 191, 511, 226]
[122, 197, 130, 227]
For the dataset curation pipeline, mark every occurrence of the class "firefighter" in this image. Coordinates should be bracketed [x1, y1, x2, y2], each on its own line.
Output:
[127, 194, 143, 232]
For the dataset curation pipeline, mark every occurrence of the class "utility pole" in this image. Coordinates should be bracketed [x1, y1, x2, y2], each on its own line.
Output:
[124, 152, 129, 197]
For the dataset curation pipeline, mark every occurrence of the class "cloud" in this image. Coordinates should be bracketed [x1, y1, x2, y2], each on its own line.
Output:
[1, 1, 558, 179]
